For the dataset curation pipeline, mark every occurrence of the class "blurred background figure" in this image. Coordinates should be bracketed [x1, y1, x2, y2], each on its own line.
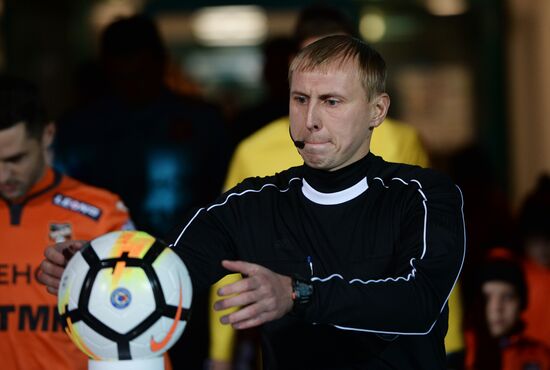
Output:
[53, 15, 228, 370]
[54, 15, 229, 239]
[465, 248, 550, 370]
[228, 36, 294, 146]
[447, 145, 513, 306]
[516, 175, 550, 349]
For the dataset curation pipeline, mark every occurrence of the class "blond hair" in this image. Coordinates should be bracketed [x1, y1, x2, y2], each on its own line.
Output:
[289, 35, 386, 101]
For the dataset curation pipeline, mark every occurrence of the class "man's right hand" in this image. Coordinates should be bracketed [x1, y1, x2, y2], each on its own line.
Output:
[38, 240, 87, 295]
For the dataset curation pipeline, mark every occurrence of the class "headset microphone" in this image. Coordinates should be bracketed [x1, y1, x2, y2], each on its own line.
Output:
[289, 126, 305, 149]
[294, 140, 305, 149]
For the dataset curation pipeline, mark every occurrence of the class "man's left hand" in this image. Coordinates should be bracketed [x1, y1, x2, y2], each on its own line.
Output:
[214, 260, 293, 329]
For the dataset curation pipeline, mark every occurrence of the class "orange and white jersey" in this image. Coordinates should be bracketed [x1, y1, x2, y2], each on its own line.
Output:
[0, 167, 133, 370]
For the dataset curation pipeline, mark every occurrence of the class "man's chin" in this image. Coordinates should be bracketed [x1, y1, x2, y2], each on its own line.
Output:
[303, 158, 331, 171]
[488, 324, 511, 338]
[0, 187, 24, 201]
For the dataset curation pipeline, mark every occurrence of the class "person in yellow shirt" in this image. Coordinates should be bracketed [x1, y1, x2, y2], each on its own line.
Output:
[207, 5, 464, 370]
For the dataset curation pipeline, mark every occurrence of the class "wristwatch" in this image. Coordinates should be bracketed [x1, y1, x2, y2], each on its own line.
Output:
[291, 274, 313, 315]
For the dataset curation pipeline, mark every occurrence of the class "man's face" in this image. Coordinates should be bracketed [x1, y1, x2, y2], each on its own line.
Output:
[483, 281, 522, 338]
[0, 122, 49, 201]
[289, 59, 388, 171]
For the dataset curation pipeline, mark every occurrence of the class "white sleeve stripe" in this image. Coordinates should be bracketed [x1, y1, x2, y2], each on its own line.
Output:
[391, 177, 408, 185]
[420, 199, 428, 259]
[417, 188, 427, 201]
[311, 274, 344, 283]
[333, 324, 432, 335]
[171, 177, 302, 247]
[373, 177, 389, 188]
[313, 181, 466, 336]
[172, 207, 206, 247]
[411, 179, 422, 188]
[348, 258, 417, 285]
[312, 177, 426, 283]
[207, 178, 301, 211]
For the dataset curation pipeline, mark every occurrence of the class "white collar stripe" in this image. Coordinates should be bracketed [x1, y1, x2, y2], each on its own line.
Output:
[301, 177, 369, 205]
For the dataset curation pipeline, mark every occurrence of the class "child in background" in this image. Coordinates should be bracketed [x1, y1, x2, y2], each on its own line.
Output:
[465, 248, 550, 370]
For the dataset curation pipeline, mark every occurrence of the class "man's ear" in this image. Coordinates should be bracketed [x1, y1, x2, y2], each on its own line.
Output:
[41, 122, 55, 149]
[369, 93, 390, 129]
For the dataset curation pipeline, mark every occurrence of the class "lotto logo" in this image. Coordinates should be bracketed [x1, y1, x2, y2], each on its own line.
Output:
[52, 194, 102, 220]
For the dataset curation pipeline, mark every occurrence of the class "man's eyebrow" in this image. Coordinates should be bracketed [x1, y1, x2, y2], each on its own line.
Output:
[291, 91, 345, 99]
[1, 151, 26, 162]
[319, 93, 345, 100]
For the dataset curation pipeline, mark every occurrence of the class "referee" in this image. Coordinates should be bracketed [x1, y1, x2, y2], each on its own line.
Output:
[40, 35, 465, 370]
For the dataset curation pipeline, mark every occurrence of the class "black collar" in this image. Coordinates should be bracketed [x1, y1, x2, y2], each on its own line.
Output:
[302, 152, 376, 194]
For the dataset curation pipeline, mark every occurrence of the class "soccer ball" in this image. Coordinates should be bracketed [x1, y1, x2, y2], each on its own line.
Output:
[57, 230, 192, 361]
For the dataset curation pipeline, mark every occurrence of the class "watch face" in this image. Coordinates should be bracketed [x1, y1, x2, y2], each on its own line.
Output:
[294, 278, 313, 304]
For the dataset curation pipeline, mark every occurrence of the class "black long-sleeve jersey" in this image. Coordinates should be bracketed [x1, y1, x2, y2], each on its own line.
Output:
[172, 152, 466, 370]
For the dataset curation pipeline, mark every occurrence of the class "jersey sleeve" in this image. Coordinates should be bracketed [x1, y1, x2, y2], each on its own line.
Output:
[171, 205, 239, 294]
[301, 177, 465, 336]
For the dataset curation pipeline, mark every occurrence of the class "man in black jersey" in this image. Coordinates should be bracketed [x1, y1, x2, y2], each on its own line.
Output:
[40, 35, 465, 370]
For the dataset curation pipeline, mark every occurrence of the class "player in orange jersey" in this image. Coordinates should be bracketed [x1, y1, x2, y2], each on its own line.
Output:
[0, 76, 136, 370]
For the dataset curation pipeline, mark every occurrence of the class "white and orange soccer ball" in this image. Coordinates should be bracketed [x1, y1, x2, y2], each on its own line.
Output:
[57, 231, 192, 362]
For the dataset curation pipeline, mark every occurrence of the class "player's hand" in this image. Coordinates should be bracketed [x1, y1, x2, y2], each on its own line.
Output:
[213, 260, 293, 329]
[37, 240, 87, 295]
